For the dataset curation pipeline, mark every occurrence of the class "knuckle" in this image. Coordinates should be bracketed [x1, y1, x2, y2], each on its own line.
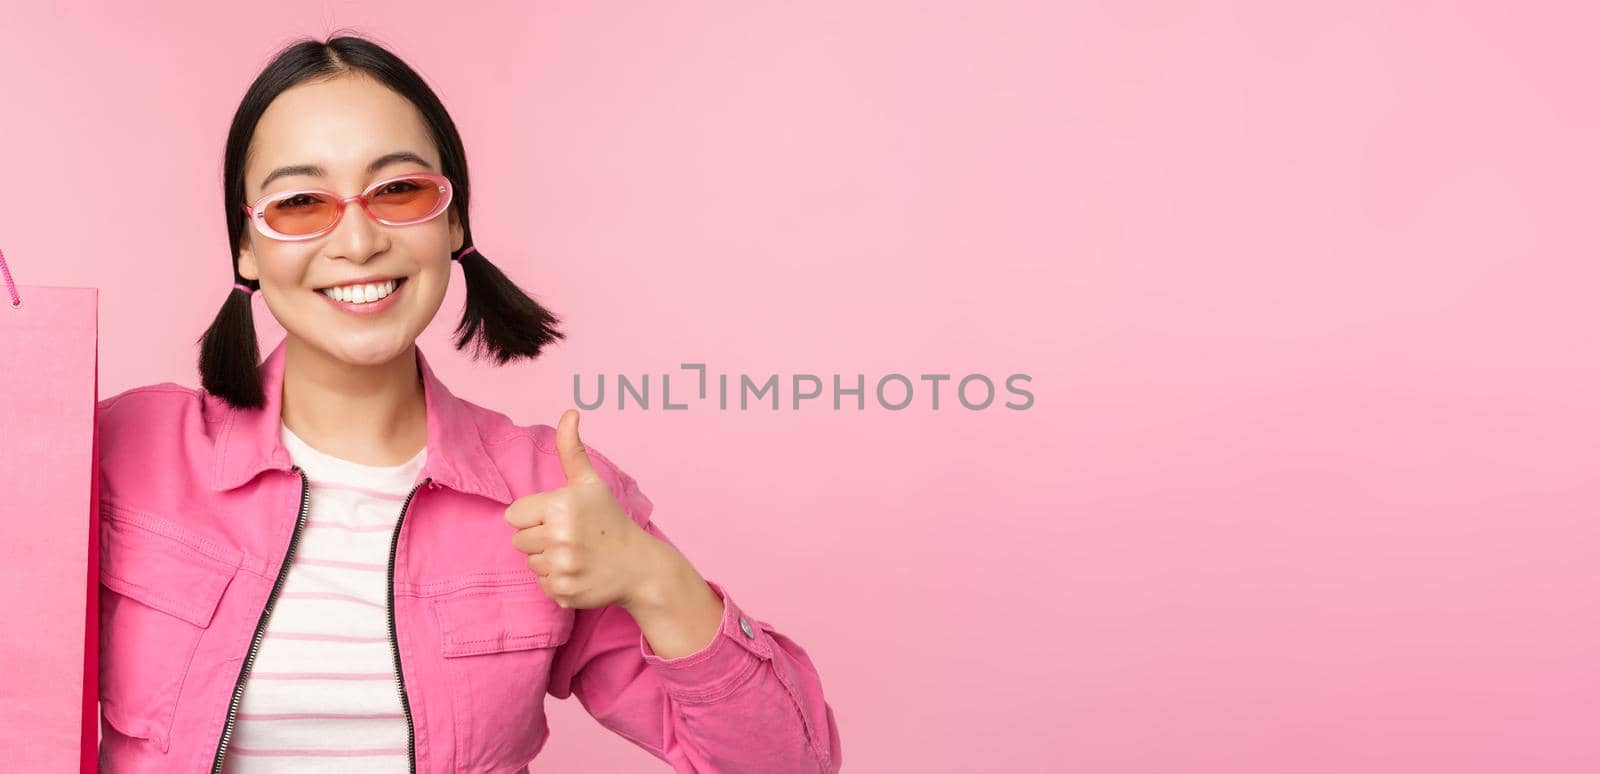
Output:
[552, 552, 578, 574]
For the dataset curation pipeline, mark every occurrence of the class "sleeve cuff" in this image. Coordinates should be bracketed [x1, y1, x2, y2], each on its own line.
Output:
[638, 579, 774, 702]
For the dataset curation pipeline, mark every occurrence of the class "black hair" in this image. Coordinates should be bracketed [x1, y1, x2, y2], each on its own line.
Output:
[197, 33, 565, 409]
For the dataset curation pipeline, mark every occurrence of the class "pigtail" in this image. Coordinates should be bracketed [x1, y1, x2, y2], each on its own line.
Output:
[452, 245, 565, 364]
[196, 280, 264, 409]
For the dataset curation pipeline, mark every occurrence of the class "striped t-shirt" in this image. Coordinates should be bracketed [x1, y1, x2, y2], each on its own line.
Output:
[221, 422, 427, 773]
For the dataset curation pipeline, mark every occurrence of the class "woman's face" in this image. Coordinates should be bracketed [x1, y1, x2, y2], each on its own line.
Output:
[236, 72, 462, 367]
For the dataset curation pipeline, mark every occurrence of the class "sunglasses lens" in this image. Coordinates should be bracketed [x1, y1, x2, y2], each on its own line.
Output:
[368, 176, 446, 223]
[261, 192, 340, 236]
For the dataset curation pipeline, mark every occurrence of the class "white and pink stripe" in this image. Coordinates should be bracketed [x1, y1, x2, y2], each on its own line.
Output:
[220, 423, 427, 774]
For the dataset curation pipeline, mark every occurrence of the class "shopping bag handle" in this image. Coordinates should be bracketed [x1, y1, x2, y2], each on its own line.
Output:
[0, 247, 20, 310]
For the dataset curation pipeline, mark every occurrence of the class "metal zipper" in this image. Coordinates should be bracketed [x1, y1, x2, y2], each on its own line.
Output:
[387, 475, 432, 774]
[211, 466, 311, 773]
[209, 468, 433, 773]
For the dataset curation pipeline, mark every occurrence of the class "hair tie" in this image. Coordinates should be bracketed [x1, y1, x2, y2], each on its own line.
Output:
[456, 245, 477, 261]
[233, 282, 254, 294]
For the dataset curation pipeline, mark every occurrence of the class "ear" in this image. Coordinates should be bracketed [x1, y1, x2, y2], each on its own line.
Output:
[237, 235, 259, 282]
[449, 206, 464, 253]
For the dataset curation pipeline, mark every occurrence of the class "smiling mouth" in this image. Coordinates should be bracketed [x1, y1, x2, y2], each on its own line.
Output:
[318, 276, 409, 304]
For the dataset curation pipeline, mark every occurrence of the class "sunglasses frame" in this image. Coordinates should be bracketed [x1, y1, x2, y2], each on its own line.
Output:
[241, 172, 455, 241]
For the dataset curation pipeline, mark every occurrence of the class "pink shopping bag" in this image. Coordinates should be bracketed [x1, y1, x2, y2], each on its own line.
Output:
[0, 247, 100, 773]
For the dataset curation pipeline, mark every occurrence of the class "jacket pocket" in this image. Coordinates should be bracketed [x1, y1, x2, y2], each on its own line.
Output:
[98, 508, 241, 753]
[432, 582, 573, 771]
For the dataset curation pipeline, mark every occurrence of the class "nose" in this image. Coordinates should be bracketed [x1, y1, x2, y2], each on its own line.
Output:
[322, 194, 388, 264]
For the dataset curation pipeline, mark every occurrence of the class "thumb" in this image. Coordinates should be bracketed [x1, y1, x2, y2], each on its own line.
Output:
[556, 408, 597, 484]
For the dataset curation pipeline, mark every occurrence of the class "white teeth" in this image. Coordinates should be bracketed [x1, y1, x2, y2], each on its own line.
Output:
[321, 279, 398, 304]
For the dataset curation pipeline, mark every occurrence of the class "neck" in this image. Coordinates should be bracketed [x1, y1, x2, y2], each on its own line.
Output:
[278, 336, 428, 466]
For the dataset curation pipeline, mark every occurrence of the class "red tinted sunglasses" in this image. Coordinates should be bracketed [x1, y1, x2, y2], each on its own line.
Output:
[242, 172, 454, 241]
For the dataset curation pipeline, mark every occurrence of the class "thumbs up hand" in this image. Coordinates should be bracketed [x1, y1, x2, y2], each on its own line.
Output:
[504, 409, 664, 610]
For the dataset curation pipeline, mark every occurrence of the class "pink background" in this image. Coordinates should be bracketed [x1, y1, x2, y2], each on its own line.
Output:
[3, 1, 1597, 771]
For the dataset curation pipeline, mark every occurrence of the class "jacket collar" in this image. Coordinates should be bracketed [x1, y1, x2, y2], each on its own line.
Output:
[209, 338, 514, 504]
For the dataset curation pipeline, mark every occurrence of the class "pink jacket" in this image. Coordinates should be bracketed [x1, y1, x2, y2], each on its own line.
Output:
[95, 339, 842, 773]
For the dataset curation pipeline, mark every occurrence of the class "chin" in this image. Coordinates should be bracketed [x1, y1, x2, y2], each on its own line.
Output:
[309, 333, 418, 369]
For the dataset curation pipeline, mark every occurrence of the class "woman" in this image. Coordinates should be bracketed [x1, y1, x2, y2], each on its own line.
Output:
[95, 34, 840, 773]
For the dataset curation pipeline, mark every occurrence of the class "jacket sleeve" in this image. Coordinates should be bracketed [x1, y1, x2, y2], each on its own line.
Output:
[545, 448, 842, 773]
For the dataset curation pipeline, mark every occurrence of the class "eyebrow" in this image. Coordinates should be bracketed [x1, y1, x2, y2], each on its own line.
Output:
[258, 151, 434, 191]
